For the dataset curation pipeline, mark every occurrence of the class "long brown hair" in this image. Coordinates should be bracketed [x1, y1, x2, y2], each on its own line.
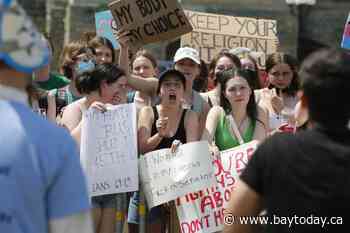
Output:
[208, 51, 241, 86]
[88, 36, 115, 63]
[266, 52, 299, 96]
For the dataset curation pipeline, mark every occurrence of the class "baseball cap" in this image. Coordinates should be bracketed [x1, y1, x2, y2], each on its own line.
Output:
[0, 0, 49, 74]
[174, 47, 200, 65]
[157, 69, 186, 93]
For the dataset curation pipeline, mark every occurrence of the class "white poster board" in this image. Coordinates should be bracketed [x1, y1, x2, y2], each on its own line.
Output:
[139, 141, 216, 208]
[80, 103, 138, 197]
[176, 141, 259, 233]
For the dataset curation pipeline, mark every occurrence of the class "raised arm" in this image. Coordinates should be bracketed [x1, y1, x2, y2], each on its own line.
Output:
[127, 74, 159, 96]
[117, 30, 130, 76]
[117, 31, 158, 96]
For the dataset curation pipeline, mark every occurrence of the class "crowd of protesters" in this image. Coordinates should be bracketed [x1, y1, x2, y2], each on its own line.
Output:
[1, 1, 350, 233]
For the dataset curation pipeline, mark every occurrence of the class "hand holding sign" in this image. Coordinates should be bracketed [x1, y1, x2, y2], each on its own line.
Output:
[89, 101, 107, 113]
[209, 144, 220, 159]
[115, 30, 131, 48]
[270, 88, 284, 114]
[115, 29, 142, 52]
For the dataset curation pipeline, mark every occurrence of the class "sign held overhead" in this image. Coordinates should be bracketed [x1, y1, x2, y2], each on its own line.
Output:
[108, 0, 193, 48]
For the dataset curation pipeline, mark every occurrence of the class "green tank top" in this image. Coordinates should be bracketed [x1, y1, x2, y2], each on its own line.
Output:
[215, 113, 256, 151]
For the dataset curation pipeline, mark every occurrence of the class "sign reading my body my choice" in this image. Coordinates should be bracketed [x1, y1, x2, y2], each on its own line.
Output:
[108, 0, 193, 47]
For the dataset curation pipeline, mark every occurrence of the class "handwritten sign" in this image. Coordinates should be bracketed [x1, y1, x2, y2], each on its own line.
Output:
[176, 141, 258, 233]
[341, 13, 350, 50]
[95, 10, 119, 48]
[139, 141, 216, 208]
[108, 0, 193, 48]
[181, 10, 278, 68]
[80, 103, 138, 197]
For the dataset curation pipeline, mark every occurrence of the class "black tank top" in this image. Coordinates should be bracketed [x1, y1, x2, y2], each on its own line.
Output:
[151, 106, 187, 150]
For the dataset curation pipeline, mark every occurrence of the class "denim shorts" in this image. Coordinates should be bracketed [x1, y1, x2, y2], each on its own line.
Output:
[127, 192, 162, 224]
[91, 194, 116, 209]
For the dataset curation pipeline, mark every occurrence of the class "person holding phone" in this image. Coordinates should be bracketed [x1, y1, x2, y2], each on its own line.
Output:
[255, 52, 300, 133]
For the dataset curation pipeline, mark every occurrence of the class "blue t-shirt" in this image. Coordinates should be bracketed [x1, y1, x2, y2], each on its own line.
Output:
[0, 101, 90, 233]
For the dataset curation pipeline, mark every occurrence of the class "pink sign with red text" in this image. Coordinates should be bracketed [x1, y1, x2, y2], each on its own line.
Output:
[175, 141, 258, 233]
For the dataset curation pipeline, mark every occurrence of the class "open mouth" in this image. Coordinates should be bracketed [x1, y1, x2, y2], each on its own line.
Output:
[169, 94, 177, 101]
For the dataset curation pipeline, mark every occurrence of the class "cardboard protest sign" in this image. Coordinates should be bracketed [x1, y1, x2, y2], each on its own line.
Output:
[108, 0, 192, 48]
[80, 104, 138, 197]
[176, 141, 258, 233]
[341, 13, 350, 50]
[139, 141, 216, 208]
[181, 10, 278, 68]
[95, 10, 119, 48]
